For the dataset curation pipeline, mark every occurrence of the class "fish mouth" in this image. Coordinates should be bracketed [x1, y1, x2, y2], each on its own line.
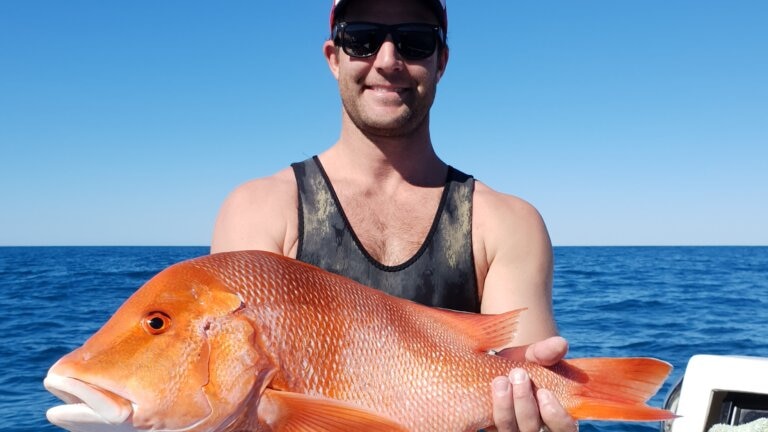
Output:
[44, 373, 137, 432]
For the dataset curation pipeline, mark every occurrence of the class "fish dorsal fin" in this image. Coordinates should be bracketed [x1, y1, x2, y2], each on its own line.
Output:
[258, 389, 408, 432]
[422, 307, 526, 352]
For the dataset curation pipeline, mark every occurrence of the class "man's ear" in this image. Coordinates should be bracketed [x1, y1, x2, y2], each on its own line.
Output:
[436, 46, 449, 82]
[323, 40, 341, 80]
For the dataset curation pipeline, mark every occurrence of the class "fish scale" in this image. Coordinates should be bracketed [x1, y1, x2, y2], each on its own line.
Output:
[195, 252, 502, 430]
[45, 250, 674, 432]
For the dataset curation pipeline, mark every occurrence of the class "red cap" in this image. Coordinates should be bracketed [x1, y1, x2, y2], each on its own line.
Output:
[329, 0, 448, 33]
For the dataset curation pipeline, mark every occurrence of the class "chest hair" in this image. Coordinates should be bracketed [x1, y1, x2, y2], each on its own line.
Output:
[337, 186, 444, 266]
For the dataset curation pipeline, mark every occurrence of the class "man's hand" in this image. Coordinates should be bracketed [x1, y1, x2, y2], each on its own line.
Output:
[490, 336, 578, 432]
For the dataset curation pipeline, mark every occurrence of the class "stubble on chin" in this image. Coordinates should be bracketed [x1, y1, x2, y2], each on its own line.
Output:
[339, 84, 436, 139]
[345, 105, 422, 138]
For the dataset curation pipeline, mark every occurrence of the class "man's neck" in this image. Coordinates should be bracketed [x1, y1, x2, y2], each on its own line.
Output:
[321, 114, 448, 188]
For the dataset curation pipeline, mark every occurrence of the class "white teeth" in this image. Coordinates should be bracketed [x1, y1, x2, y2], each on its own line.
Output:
[370, 86, 403, 93]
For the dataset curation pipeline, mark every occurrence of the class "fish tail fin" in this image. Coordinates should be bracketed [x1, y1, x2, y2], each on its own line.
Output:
[557, 358, 676, 421]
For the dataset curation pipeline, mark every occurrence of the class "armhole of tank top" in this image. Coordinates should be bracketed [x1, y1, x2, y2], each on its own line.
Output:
[444, 167, 481, 310]
[465, 176, 481, 309]
[290, 161, 306, 260]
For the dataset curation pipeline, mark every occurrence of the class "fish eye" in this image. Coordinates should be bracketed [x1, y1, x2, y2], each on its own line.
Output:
[142, 311, 171, 335]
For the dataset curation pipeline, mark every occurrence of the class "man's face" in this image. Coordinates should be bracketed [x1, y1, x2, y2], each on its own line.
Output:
[325, 0, 448, 138]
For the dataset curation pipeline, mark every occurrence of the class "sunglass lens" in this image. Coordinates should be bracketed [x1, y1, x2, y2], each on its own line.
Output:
[341, 24, 386, 58]
[337, 23, 440, 60]
[393, 25, 438, 59]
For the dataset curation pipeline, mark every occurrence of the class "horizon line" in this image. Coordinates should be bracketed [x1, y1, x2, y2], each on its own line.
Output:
[1, 244, 766, 248]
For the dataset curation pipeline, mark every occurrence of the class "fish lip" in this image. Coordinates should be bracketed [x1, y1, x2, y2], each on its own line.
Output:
[45, 373, 214, 432]
[44, 372, 135, 427]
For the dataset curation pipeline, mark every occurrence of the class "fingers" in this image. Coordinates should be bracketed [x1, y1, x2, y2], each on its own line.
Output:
[491, 368, 579, 432]
[491, 376, 516, 431]
[510, 369, 541, 432]
[492, 368, 543, 432]
[538, 388, 579, 432]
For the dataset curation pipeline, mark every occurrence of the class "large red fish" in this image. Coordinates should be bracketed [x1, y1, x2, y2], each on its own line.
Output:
[45, 250, 673, 431]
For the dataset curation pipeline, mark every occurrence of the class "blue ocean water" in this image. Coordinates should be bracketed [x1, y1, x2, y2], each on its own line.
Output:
[0, 246, 766, 431]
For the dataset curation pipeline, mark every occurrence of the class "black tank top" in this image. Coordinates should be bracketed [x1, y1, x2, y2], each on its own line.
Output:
[291, 156, 479, 312]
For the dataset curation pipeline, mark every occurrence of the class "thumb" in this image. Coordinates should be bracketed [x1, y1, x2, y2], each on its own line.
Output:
[525, 336, 568, 366]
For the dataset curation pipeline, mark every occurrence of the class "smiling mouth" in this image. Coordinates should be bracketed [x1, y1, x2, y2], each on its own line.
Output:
[44, 373, 136, 431]
[367, 85, 407, 94]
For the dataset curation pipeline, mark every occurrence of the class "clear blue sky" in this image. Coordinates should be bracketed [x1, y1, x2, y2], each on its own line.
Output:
[1, 1, 766, 246]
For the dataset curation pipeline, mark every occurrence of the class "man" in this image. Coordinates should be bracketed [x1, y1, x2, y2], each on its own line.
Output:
[212, 0, 576, 430]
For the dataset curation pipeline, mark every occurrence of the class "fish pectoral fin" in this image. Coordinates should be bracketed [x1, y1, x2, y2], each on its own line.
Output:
[257, 389, 408, 432]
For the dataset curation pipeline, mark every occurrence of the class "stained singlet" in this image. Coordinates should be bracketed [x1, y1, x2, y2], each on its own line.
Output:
[291, 156, 479, 312]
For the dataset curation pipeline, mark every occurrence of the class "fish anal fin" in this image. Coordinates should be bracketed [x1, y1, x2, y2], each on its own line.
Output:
[258, 389, 408, 432]
[424, 307, 526, 352]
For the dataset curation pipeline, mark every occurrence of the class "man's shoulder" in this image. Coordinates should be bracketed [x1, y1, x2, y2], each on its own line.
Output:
[211, 167, 299, 255]
[473, 181, 545, 227]
[226, 167, 297, 203]
[472, 180, 551, 258]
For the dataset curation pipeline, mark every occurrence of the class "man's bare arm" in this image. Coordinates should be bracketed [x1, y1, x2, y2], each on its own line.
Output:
[473, 182, 576, 431]
[474, 182, 557, 345]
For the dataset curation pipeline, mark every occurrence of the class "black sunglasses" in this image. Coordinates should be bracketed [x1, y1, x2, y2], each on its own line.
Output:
[332, 22, 445, 60]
